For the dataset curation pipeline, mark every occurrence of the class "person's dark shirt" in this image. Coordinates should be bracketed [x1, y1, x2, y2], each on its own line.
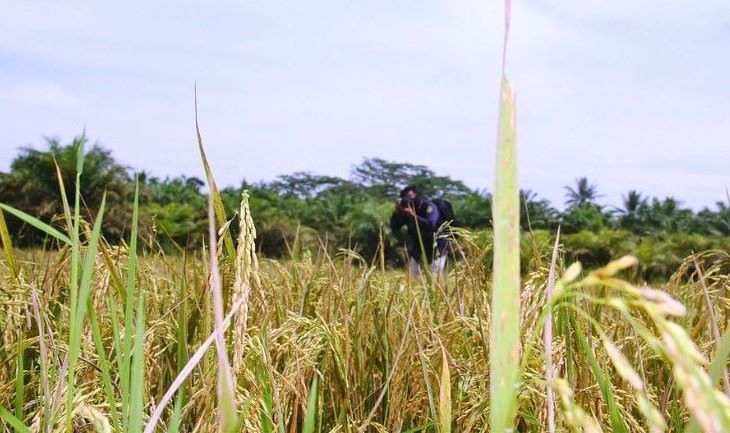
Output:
[390, 195, 441, 261]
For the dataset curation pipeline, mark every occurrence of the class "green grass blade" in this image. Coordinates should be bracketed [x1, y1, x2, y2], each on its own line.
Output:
[709, 325, 730, 386]
[128, 293, 145, 433]
[0, 204, 71, 246]
[302, 374, 320, 433]
[107, 281, 124, 375]
[73, 194, 106, 328]
[64, 140, 83, 433]
[167, 393, 184, 433]
[53, 156, 73, 237]
[416, 336, 438, 425]
[75, 134, 85, 175]
[122, 178, 140, 429]
[14, 333, 24, 422]
[168, 273, 190, 433]
[88, 299, 121, 432]
[0, 208, 19, 279]
[66, 193, 105, 432]
[194, 86, 235, 261]
[490, 74, 520, 433]
[257, 365, 275, 433]
[575, 326, 630, 433]
[0, 405, 31, 433]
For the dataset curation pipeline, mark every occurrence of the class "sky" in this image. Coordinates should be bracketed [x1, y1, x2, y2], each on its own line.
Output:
[1, 1, 729, 210]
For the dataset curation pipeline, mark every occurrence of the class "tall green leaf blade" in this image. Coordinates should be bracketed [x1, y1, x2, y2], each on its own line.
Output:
[575, 326, 630, 433]
[14, 333, 24, 422]
[0, 204, 71, 246]
[257, 365, 275, 433]
[302, 374, 320, 433]
[168, 270, 190, 433]
[0, 208, 19, 279]
[53, 156, 73, 237]
[0, 405, 31, 433]
[128, 294, 145, 433]
[122, 178, 140, 429]
[194, 87, 236, 261]
[73, 194, 106, 329]
[64, 140, 84, 432]
[489, 75, 520, 433]
[66, 193, 105, 432]
[88, 299, 121, 432]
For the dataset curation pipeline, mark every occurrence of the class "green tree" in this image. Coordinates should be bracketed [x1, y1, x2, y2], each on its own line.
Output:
[451, 191, 492, 228]
[639, 197, 694, 234]
[564, 177, 600, 208]
[0, 135, 132, 245]
[561, 203, 611, 233]
[351, 157, 471, 198]
[701, 202, 730, 235]
[520, 189, 558, 230]
[269, 172, 354, 199]
[616, 190, 648, 233]
[141, 176, 208, 249]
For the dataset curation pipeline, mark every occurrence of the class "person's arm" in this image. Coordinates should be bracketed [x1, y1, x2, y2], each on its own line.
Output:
[415, 203, 440, 230]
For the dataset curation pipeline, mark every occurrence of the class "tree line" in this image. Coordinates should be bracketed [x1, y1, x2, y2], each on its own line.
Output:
[1, 136, 729, 268]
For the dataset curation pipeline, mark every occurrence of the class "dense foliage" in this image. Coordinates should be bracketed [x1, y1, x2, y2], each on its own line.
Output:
[2, 136, 729, 273]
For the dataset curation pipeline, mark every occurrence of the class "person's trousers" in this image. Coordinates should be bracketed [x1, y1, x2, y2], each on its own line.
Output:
[408, 256, 447, 278]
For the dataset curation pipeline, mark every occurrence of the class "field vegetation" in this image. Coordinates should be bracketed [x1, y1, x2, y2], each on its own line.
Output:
[2, 139, 730, 432]
[1, 138, 728, 281]
[1, 100, 729, 433]
[2, 4, 730, 432]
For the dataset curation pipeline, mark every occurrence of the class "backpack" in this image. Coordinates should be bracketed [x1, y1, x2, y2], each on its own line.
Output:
[431, 198, 456, 228]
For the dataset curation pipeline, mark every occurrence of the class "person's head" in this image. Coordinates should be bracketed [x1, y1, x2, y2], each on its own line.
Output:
[400, 185, 418, 200]
[399, 185, 425, 209]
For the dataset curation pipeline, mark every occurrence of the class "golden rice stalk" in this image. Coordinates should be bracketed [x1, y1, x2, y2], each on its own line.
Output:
[232, 190, 260, 378]
[543, 227, 560, 433]
[439, 347, 452, 433]
[78, 405, 112, 433]
[553, 379, 603, 433]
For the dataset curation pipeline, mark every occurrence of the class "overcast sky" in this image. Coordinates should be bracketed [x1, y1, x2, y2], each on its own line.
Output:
[1, 1, 729, 209]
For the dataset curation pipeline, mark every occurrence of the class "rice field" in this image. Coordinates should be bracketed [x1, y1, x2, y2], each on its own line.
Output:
[1, 118, 730, 433]
[2, 187, 730, 433]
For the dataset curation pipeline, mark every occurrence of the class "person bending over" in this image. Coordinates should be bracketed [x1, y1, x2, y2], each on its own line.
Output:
[390, 185, 450, 277]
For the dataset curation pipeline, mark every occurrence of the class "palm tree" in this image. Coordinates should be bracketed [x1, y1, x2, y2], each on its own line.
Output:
[644, 197, 693, 233]
[520, 189, 557, 230]
[564, 177, 600, 208]
[616, 190, 647, 232]
[620, 190, 645, 215]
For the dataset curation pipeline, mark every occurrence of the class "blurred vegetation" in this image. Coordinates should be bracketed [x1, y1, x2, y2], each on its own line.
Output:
[2, 136, 729, 278]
